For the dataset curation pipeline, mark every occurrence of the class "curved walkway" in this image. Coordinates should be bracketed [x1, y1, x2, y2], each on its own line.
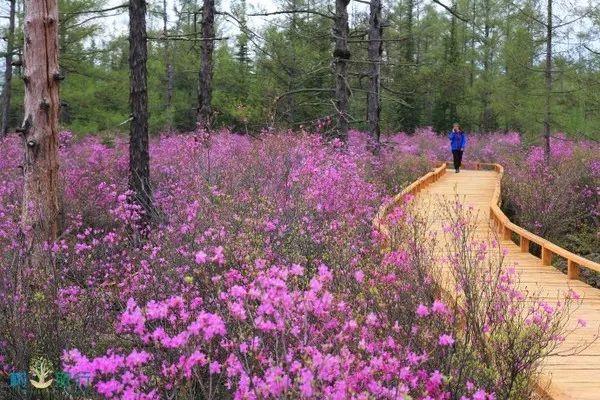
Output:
[376, 164, 600, 400]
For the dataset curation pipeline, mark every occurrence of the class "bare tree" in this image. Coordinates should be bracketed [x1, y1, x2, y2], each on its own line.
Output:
[367, 0, 382, 151]
[1, 0, 16, 136]
[197, 0, 215, 130]
[333, 0, 350, 141]
[20, 0, 62, 359]
[129, 0, 154, 218]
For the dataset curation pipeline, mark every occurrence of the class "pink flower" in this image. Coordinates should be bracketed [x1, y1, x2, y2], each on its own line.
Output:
[209, 361, 221, 374]
[416, 304, 430, 317]
[299, 368, 314, 397]
[195, 250, 207, 264]
[212, 246, 225, 265]
[354, 270, 365, 283]
[431, 299, 448, 314]
[438, 334, 455, 346]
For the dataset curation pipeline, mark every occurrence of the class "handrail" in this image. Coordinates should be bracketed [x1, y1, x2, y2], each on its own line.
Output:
[477, 162, 600, 278]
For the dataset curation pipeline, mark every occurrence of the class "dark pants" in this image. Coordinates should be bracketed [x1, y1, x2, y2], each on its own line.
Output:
[452, 150, 463, 171]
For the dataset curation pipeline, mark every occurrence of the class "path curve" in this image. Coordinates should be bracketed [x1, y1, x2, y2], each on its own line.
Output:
[375, 163, 600, 400]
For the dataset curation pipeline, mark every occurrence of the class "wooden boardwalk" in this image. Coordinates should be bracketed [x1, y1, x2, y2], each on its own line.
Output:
[376, 165, 600, 400]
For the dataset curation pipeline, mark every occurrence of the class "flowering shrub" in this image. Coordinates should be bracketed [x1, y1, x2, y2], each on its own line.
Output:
[0, 128, 593, 399]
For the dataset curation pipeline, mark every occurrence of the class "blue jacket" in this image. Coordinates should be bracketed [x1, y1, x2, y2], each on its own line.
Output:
[448, 131, 467, 151]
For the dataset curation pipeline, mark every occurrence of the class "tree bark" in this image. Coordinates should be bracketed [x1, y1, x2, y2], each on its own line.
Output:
[21, 0, 62, 361]
[405, 0, 415, 63]
[1, 0, 16, 136]
[402, 0, 418, 135]
[481, 0, 493, 132]
[367, 0, 382, 151]
[469, 0, 476, 87]
[197, 0, 215, 130]
[333, 0, 350, 142]
[129, 0, 154, 218]
[448, 3, 459, 123]
[543, 0, 552, 161]
[163, 0, 174, 127]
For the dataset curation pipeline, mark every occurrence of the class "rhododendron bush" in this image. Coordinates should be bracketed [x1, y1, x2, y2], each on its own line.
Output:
[0, 128, 593, 399]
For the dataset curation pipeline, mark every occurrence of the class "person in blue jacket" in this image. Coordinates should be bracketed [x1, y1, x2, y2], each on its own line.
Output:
[448, 123, 467, 173]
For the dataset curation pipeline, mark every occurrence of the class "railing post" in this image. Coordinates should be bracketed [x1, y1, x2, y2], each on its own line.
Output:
[541, 247, 553, 266]
[502, 226, 512, 241]
[520, 237, 529, 253]
[567, 260, 580, 280]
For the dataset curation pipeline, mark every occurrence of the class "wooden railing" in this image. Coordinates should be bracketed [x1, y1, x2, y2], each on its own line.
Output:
[481, 162, 600, 280]
[373, 163, 447, 240]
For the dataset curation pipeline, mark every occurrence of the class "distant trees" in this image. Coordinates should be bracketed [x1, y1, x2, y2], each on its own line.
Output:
[2, 0, 599, 140]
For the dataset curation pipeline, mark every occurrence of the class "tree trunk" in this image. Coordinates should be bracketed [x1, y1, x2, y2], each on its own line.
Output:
[543, 0, 552, 161]
[448, 3, 459, 123]
[402, 0, 418, 134]
[405, 0, 414, 63]
[367, 0, 382, 151]
[21, 0, 62, 361]
[481, 0, 493, 132]
[469, 0, 476, 87]
[333, 0, 350, 142]
[129, 0, 154, 218]
[197, 0, 215, 130]
[163, 0, 174, 127]
[1, 0, 16, 136]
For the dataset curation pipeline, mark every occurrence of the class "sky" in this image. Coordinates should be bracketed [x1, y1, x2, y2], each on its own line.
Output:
[0, 0, 597, 66]
[99, 0, 596, 52]
[103, 0, 369, 36]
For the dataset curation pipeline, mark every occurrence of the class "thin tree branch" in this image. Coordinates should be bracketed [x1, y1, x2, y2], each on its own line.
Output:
[248, 9, 334, 20]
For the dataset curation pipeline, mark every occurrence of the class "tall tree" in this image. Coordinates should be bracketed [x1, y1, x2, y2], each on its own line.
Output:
[480, 0, 495, 132]
[1, 0, 16, 136]
[543, 0, 552, 159]
[367, 0, 382, 150]
[396, 0, 419, 134]
[20, 0, 62, 359]
[197, 0, 215, 130]
[129, 0, 154, 218]
[163, 0, 174, 126]
[433, 1, 462, 132]
[333, 0, 350, 141]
